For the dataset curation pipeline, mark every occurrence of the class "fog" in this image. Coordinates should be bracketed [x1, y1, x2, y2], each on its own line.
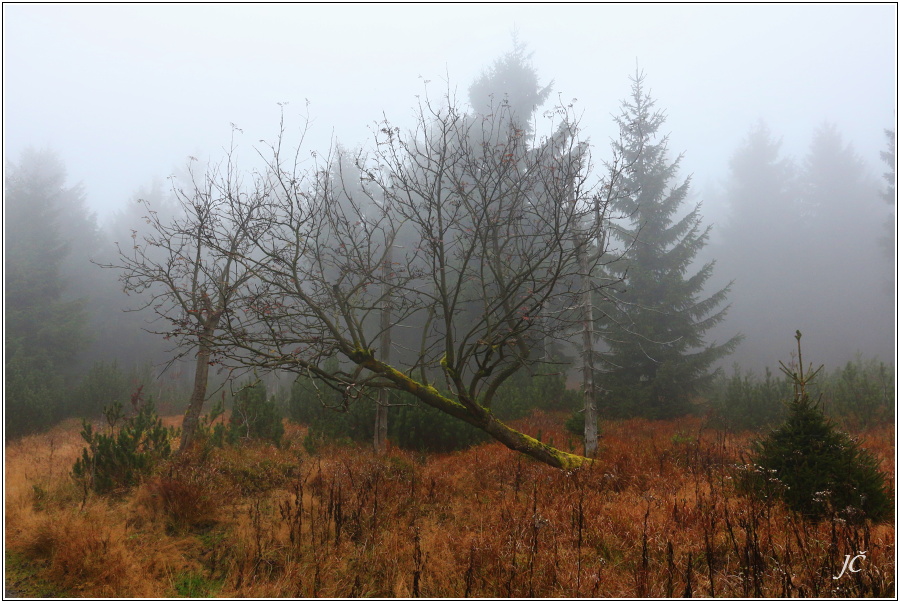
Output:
[4, 4, 896, 383]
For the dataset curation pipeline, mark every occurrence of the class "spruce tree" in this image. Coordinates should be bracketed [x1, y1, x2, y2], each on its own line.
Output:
[711, 122, 799, 371]
[747, 332, 891, 522]
[793, 123, 890, 364]
[5, 149, 91, 437]
[597, 71, 741, 418]
[438, 38, 577, 373]
[467, 34, 553, 137]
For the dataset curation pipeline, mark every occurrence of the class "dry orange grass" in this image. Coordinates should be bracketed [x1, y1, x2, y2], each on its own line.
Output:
[6, 421, 84, 546]
[4, 413, 895, 597]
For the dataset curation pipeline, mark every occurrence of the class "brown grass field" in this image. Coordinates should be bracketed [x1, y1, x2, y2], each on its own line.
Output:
[4, 411, 895, 597]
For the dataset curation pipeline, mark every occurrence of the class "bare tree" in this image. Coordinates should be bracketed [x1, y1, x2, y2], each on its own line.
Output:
[101, 134, 273, 452]
[213, 88, 621, 469]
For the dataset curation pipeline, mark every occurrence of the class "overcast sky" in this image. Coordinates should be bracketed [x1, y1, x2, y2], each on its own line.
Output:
[4, 3, 897, 225]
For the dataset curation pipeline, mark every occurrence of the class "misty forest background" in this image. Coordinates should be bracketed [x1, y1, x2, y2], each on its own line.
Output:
[4, 42, 896, 445]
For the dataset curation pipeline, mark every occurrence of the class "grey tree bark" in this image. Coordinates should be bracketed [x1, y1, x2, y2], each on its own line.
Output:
[579, 245, 598, 457]
[373, 245, 392, 455]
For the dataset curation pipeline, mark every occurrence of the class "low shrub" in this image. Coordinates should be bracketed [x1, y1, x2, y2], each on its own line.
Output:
[25, 508, 136, 596]
[563, 407, 600, 438]
[228, 380, 284, 446]
[72, 386, 173, 495]
[140, 471, 219, 533]
[741, 333, 891, 522]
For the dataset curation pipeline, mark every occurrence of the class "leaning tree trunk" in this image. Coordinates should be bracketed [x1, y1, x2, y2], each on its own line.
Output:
[179, 324, 216, 453]
[373, 246, 392, 455]
[350, 351, 590, 470]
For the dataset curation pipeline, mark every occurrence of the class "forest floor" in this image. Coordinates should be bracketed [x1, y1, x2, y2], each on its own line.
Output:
[4, 412, 895, 598]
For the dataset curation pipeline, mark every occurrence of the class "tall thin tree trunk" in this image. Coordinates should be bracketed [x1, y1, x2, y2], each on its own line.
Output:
[579, 241, 599, 457]
[374, 246, 392, 455]
[179, 325, 215, 453]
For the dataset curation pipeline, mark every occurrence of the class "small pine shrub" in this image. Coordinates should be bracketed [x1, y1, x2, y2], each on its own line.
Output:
[72, 386, 173, 495]
[564, 408, 600, 438]
[228, 380, 284, 446]
[744, 332, 891, 522]
[196, 395, 228, 449]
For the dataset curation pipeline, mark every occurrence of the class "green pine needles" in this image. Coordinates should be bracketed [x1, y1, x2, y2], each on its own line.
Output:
[72, 386, 173, 495]
[745, 332, 891, 523]
[197, 381, 286, 449]
[597, 70, 741, 419]
[228, 380, 284, 446]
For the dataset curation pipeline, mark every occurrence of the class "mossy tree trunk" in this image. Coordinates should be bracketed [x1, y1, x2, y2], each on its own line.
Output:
[351, 350, 588, 470]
